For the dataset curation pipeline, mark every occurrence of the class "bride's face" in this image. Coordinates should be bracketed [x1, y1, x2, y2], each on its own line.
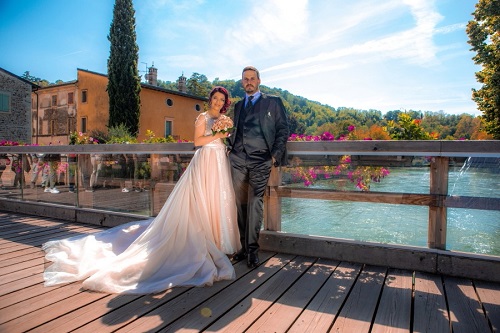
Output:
[210, 92, 225, 112]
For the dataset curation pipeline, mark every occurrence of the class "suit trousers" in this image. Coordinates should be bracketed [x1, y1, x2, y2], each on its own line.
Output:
[229, 152, 272, 254]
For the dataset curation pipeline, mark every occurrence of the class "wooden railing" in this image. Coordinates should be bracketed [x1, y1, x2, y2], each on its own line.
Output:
[1, 140, 499, 253]
[266, 140, 500, 251]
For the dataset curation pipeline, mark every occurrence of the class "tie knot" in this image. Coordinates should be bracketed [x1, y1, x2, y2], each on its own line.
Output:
[245, 96, 254, 109]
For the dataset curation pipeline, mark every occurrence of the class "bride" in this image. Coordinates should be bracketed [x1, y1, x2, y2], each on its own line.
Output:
[42, 86, 240, 294]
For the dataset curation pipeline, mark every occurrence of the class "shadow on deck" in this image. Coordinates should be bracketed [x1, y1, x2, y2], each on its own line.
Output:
[0, 211, 499, 333]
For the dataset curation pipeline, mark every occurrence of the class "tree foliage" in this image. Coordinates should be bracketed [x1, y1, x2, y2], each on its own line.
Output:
[107, 0, 141, 136]
[384, 113, 437, 140]
[467, 0, 500, 139]
[21, 71, 50, 87]
[186, 73, 211, 98]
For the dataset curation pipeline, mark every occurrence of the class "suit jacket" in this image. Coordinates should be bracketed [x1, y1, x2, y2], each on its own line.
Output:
[229, 93, 289, 166]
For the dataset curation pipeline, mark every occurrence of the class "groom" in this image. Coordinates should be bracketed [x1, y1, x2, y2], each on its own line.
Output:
[228, 66, 289, 268]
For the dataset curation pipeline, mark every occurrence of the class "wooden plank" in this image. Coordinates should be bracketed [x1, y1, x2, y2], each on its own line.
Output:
[475, 280, 500, 332]
[193, 257, 318, 332]
[192, 254, 297, 332]
[287, 262, 362, 333]
[0, 227, 92, 254]
[71, 287, 190, 333]
[0, 290, 109, 332]
[428, 157, 448, 250]
[264, 167, 282, 231]
[413, 272, 449, 333]
[0, 273, 45, 297]
[0, 255, 44, 275]
[329, 265, 386, 333]
[371, 269, 413, 333]
[445, 276, 491, 333]
[166, 255, 315, 333]
[0, 264, 43, 286]
[117, 252, 284, 333]
[0, 282, 65, 310]
[245, 258, 338, 333]
[27, 294, 140, 333]
[274, 187, 435, 206]
[174, 254, 302, 333]
[0, 280, 85, 325]
[0, 247, 41, 266]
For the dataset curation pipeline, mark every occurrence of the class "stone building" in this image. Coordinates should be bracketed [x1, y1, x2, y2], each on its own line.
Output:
[32, 81, 77, 145]
[31, 68, 206, 144]
[0, 67, 39, 143]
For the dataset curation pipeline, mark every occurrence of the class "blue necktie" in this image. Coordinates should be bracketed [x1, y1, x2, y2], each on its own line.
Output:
[245, 95, 254, 110]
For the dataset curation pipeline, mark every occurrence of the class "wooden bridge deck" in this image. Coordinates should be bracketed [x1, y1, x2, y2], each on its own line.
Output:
[0, 211, 499, 333]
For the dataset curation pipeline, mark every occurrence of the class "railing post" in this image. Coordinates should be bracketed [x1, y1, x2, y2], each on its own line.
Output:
[428, 156, 449, 250]
[264, 166, 282, 231]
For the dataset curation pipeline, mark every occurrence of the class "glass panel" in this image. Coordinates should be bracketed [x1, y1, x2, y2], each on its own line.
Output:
[283, 154, 430, 194]
[281, 199, 429, 248]
[448, 157, 500, 199]
[447, 208, 500, 255]
[24, 153, 76, 206]
[74, 152, 192, 216]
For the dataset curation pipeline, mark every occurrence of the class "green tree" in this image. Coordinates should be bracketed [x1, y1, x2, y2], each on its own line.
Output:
[107, 0, 141, 136]
[466, 0, 500, 139]
[385, 113, 436, 140]
[186, 73, 211, 97]
[157, 79, 178, 91]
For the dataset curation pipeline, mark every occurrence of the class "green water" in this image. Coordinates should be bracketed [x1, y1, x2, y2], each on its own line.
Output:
[281, 165, 500, 256]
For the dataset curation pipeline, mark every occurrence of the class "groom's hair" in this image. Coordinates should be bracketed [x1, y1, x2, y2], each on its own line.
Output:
[242, 66, 260, 79]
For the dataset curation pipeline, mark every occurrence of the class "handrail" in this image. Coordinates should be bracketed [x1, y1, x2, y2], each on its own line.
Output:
[1, 140, 499, 156]
[265, 140, 500, 252]
[1, 140, 499, 253]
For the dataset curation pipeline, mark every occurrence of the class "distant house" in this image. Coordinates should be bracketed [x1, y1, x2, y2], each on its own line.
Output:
[32, 80, 77, 145]
[31, 68, 206, 145]
[0, 67, 39, 143]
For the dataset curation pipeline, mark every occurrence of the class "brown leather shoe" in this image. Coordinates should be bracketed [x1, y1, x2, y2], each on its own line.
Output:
[247, 252, 259, 268]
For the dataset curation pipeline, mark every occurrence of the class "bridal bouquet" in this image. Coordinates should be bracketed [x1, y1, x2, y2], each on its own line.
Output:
[211, 115, 234, 135]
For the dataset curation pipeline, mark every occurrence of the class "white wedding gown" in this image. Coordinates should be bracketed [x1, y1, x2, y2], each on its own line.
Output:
[42, 113, 240, 294]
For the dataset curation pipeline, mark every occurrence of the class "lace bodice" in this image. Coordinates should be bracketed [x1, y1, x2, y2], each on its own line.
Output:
[203, 113, 217, 136]
[196, 112, 224, 146]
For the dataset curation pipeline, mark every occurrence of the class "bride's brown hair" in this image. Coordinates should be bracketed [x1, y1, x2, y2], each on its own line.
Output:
[209, 86, 231, 114]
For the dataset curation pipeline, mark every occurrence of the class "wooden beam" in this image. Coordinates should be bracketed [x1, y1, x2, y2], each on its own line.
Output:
[428, 157, 449, 250]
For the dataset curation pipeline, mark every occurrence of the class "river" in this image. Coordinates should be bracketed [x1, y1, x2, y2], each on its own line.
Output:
[281, 159, 500, 256]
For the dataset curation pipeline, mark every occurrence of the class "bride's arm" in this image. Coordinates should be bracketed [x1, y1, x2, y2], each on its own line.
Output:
[193, 115, 229, 147]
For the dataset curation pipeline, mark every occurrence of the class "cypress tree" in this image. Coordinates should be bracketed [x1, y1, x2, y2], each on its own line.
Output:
[107, 0, 141, 136]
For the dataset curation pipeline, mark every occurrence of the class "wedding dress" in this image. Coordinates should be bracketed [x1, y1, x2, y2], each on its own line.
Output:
[42, 113, 240, 294]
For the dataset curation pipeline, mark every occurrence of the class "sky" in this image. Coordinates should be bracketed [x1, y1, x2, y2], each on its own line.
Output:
[0, 0, 482, 116]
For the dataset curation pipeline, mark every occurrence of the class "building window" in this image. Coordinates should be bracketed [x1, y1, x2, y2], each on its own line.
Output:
[81, 90, 87, 103]
[68, 92, 74, 105]
[50, 120, 56, 135]
[0, 92, 11, 113]
[165, 120, 173, 137]
[165, 98, 173, 107]
[81, 117, 87, 133]
[52, 95, 57, 107]
[195, 104, 201, 112]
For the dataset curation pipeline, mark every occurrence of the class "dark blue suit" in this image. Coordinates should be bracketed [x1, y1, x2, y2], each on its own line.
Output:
[228, 93, 289, 256]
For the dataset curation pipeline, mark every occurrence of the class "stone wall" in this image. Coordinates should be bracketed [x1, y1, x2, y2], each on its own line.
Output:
[0, 69, 32, 143]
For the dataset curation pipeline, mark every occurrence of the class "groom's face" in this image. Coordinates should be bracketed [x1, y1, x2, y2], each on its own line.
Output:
[242, 70, 260, 95]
